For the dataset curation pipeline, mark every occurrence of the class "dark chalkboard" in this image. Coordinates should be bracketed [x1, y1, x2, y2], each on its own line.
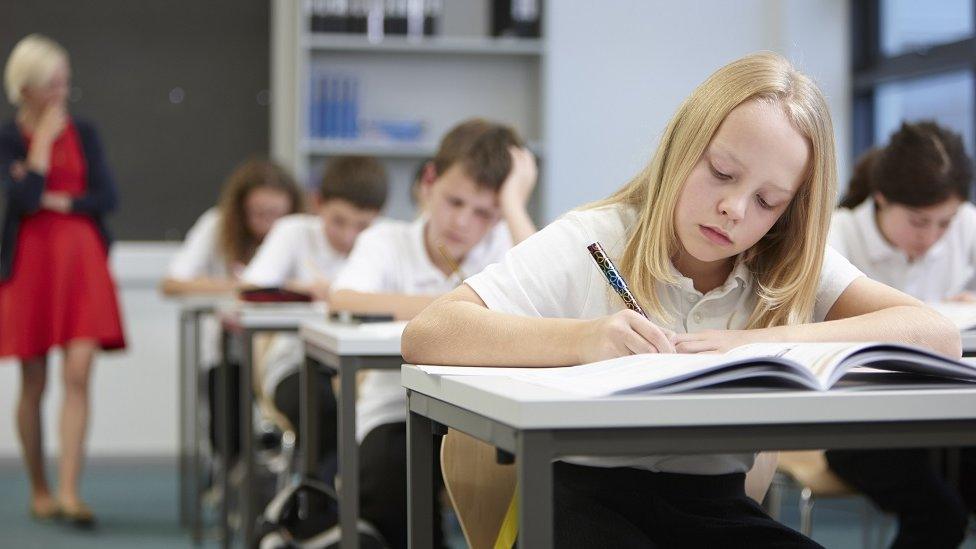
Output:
[0, 0, 270, 240]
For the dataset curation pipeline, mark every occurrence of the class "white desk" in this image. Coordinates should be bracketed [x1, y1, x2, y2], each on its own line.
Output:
[402, 365, 976, 548]
[962, 331, 976, 356]
[217, 302, 328, 549]
[300, 321, 406, 549]
[171, 295, 234, 542]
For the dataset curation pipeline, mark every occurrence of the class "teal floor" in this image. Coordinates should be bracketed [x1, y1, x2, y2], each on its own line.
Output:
[0, 460, 973, 548]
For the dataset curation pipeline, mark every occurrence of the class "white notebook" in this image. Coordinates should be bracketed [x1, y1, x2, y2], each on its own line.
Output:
[418, 342, 976, 397]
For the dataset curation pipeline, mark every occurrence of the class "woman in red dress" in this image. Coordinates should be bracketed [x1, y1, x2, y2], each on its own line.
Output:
[0, 34, 125, 527]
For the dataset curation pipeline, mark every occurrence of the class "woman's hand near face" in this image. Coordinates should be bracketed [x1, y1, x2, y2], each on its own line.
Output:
[578, 309, 675, 363]
[25, 103, 67, 174]
[34, 102, 67, 144]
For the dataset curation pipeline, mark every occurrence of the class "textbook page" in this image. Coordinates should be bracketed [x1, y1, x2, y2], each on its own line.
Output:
[723, 342, 873, 389]
[496, 353, 780, 397]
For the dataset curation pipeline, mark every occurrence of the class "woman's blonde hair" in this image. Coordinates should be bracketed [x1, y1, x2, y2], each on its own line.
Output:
[4, 34, 68, 106]
[217, 157, 305, 266]
[590, 52, 837, 329]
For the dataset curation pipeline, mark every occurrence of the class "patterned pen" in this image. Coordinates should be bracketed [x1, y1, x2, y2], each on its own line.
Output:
[587, 241, 648, 319]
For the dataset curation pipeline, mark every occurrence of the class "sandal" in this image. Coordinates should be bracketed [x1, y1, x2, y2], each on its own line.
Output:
[59, 500, 96, 529]
[28, 499, 61, 522]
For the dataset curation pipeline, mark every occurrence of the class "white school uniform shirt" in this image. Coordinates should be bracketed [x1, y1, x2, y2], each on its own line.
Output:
[466, 203, 863, 475]
[829, 200, 976, 301]
[242, 214, 348, 287]
[168, 208, 229, 280]
[167, 208, 229, 367]
[241, 214, 353, 397]
[331, 216, 512, 441]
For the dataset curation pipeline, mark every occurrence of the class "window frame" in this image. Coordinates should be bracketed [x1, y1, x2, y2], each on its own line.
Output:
[851, 0, 976, 157]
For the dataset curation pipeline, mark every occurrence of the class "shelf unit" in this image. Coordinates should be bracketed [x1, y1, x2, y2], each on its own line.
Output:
[272, 0, 546, 221]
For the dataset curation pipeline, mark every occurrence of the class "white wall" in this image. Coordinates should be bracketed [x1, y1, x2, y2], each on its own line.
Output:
[540, 0, 850, 221]
[0, 243, 182, 457]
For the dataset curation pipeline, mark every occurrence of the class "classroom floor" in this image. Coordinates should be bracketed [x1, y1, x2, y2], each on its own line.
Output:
[0, 459, 973, 548]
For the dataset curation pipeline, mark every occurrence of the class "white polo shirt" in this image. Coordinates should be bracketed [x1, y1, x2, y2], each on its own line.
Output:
[168, 208, 229, 280]
[167, 208, 229, 368]
[332, 216, 512, 441]
[465, 203, 863, 475]
[829, 200, 976, 301]
[242, 214, 348, 287]
[241, 214, 353, 397]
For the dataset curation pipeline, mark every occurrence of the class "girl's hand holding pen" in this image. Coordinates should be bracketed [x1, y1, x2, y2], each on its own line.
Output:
[577, 309, 676, 363]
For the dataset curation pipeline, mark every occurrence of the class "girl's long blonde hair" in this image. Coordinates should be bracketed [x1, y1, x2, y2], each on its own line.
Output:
[590, 52, 837, 329]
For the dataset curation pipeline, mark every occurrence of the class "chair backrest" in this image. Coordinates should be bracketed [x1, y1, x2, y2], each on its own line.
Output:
[778, 450, 855, 497]
[440, 429, 517, 549]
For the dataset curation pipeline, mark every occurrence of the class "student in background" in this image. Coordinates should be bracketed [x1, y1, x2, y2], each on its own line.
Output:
[825, 121, 976, 548]
[329, 119, 538, 548]
[829, 121, 976, 302]
[161, 157, 303, 465]
[0, 34, 126, 527]
[241, 155, 388, 475]
[161, 157, 305, 295]
[403, 53, 960, 548]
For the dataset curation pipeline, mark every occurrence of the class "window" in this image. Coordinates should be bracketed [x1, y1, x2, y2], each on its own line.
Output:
[852, 1, 976, 166]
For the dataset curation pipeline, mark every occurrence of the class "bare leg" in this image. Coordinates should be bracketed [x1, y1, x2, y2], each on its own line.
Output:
[17, 356, 55, 512]
[58, 339, 96, 508]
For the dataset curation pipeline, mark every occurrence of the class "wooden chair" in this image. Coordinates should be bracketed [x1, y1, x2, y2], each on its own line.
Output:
[441, 430, 516, 549]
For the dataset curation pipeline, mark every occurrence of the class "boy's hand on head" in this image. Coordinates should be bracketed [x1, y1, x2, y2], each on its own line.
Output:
[578, 309, 675, 363]
[499, 146, 538, 210]
[672, 329, 761, 354]
[946, 292, 976, 303]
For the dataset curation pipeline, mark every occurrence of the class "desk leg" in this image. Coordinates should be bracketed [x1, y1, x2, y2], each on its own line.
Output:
[189, 311, 204, 541]
[178, 310, 191, 528]
[300, 353, 321, 479]
[517, 431, 553, 548]
[407, 397, 435, 549]
[339, 358, 361, 549]
[240, 329, 256, 548]
[218, 329, 232, 549]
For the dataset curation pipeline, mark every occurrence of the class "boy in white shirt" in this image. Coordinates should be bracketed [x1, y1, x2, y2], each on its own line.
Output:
[329, 118, 538, 549]
[242, 155, 388, 475]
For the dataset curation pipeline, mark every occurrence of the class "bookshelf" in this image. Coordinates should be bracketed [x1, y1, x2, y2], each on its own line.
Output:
[271, 0, 546, 221]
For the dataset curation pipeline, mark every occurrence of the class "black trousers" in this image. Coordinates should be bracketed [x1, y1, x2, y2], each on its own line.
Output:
[825, 448, 976, 548]
[271, 369, 338, 472]
[551, 462, 822, 548]
[359, 422, 445, 549]
[207, 363, 241, 462]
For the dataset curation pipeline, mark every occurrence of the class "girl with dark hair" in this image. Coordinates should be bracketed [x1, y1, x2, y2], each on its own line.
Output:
[161, 157, 305, 295]
[831, 121, 976, 301]
[827, 121, 976, 548]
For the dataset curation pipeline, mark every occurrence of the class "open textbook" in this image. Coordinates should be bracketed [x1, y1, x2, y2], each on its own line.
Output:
[418, 342, 976, 397]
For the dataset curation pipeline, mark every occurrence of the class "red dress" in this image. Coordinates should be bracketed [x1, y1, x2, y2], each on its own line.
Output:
[0, 121, 126, 359]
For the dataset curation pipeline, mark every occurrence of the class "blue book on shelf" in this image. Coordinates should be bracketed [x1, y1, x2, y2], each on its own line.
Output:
[326, 77, 342, 138]
[348, 77, 360, 138]
[340, 76, 358, 138]
[309, 70, 321, 138]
